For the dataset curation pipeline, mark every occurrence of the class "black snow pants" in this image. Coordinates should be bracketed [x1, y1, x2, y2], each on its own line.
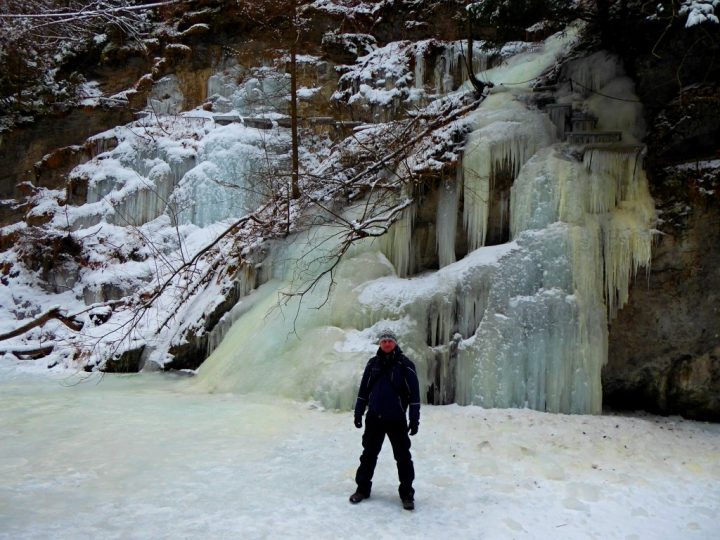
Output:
[355, 411, 415, 500]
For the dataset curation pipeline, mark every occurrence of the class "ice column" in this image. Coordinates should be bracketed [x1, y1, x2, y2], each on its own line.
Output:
[436, 173, 460, 268]
[415, 44, 426, 90]
[380, 202, 417, 278]
[454, 224, 602, 413]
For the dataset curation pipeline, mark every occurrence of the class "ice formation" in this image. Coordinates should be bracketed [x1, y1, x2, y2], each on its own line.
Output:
[194, 24, 655, 416]
[193, 223, 389, 409]
[559, 51, 646, 142]
[148, 75, 184, 115]
[67, 123, 200, 230]
[379, 196, 417, 278]
[64, 66, 292, 232]
[207, 63, 290, 116]
[429, 40, 489, 95]
[171, 123, 289, 227]
[336, 39, 491, 121]
[462, 94, 556, 250]
[24, 20, 653, 416]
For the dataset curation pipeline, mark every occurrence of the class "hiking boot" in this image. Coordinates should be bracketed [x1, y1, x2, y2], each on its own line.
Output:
[402, 498, 415, 511]
[349, 491, 369, 504]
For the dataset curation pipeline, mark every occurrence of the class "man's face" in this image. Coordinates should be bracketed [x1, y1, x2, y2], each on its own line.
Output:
[379, 338, 396, 354]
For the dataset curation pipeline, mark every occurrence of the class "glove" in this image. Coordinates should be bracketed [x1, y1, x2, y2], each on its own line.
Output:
[408, 422, 419, 436]
[354, 416, 363, 429]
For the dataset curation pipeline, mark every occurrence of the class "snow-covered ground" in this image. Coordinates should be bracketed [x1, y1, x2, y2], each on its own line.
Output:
[1, 364, 718, 540]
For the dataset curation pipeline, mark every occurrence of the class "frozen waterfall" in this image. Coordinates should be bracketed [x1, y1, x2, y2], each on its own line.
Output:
[194, 23, 655, 415]
[65, 64, 291, 231]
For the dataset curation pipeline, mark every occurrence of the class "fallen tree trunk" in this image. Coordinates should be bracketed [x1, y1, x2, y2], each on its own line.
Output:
[0, 307, 83, 341]
[0, 345, 55, 359]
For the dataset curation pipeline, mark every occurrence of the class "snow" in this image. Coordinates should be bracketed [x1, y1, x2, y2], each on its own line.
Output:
[669, 158, 720, 170]
[358, 242, 516, 309]
[335, 38, 492, 119]
[77, 81, 103, 106]
[297, 86, 321, 99]
[307, 0, 381, 17]
[681, 0, 720, 27]
[481, 22, 581, 90]
[0, 367, 718, 539]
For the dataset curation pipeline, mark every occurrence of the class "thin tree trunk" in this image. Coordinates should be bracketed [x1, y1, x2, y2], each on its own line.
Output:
[465, 10, 488, 95]
[289, 0, 300, 200]
[596, 0, 611, 46]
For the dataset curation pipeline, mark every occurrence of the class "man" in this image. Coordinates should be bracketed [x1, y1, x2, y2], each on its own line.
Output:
[349, 330, 421, 511]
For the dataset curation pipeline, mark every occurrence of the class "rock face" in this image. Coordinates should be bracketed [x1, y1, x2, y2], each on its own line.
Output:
[606, 201, 720, 421]
[604, 86, 720, 420]
[0, 107, 134, 198]
[601, 16, 720, 421]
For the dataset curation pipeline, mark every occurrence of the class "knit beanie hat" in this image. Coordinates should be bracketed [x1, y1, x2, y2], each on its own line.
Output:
[378, 329, 398, 343]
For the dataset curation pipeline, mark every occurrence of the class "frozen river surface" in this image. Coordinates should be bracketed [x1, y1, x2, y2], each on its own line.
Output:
[1, 365, 719, 540]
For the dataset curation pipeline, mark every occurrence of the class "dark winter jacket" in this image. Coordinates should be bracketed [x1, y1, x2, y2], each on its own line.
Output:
[354, 346, 421, 425]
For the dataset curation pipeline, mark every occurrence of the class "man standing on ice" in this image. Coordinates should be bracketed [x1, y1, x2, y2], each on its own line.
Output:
[350, 330, 421, 511]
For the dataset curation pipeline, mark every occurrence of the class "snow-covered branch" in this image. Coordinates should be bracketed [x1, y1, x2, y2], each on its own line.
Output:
[0, 1, 183, 19]
[0, 1, 178, 40]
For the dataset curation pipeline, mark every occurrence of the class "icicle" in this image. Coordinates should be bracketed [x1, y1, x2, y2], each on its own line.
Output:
[433, 53, 446, 95]
[603, 203, 655, 316]
[457, 293, 487, 339]
[445, 44, 458, 94]
[382, 204, 416, 277]
[426, 297, 455, 348]
[563, 52, 622, 95]
[546, 104, 571, 139]
[436, 175, 459, 268]
[461, 133, 490, 250]
[414, 45, 426, 90]
[577, 147, 655, 315]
